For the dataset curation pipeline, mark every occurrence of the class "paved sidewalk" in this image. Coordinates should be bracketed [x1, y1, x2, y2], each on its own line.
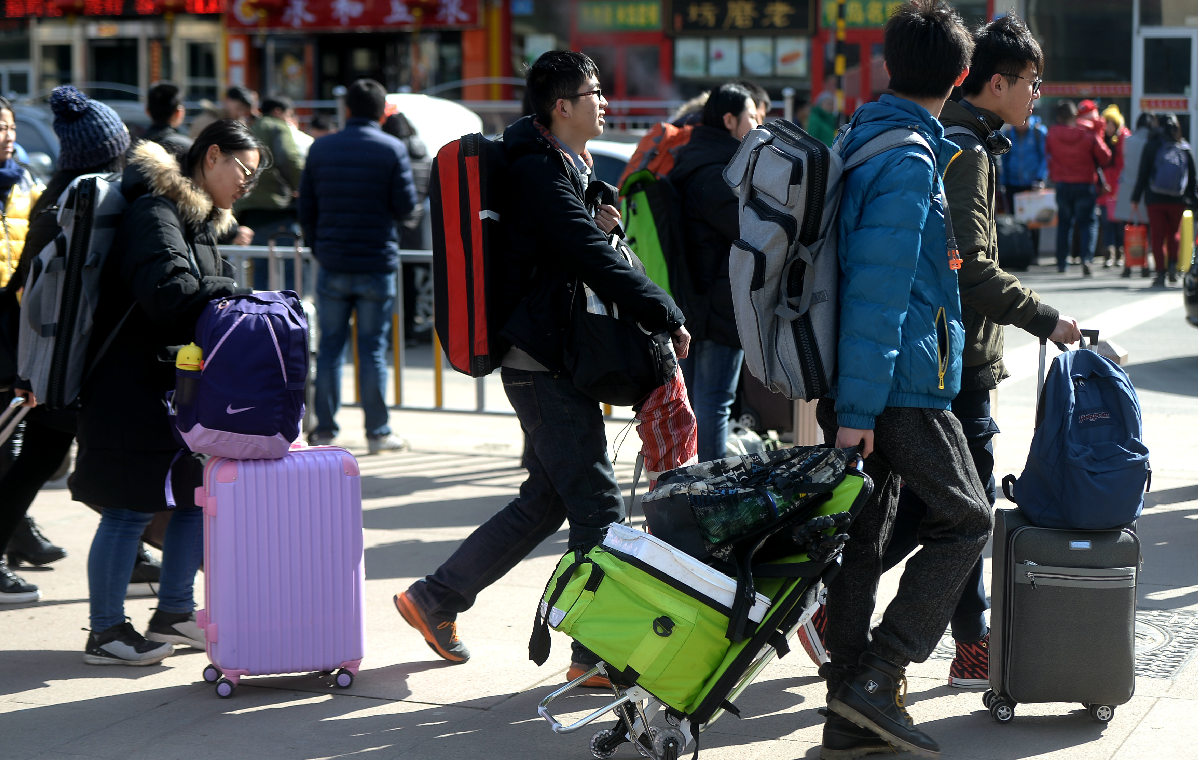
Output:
[2, 271, 1197, 759]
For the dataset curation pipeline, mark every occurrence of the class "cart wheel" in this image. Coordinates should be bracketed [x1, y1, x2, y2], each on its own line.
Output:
[982, 690, 995, 709]
[651, 727, 686, 760]
[589, 728, 621, 760]
[202, 665, 221, 683]
[215, 678, 235, 699]
[335, 669, 354, 689]
[990, 699, 1014, 724]
[1089, 704, 1115, 723]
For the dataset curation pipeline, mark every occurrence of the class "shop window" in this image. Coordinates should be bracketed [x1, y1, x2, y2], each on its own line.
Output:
[582, 45, 617, 88]
[7, 69, 28, 97]
[626, 45, 661, 98]
[89, 39, 139, 101]
[1144, 37, 1192, 95]
[273, 43, 309, 101]
[187, 42, 218, 101]
[40, 44, 71, 94]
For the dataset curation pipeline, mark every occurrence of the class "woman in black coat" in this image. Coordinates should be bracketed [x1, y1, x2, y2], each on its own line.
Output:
[20, 120, 267, 664]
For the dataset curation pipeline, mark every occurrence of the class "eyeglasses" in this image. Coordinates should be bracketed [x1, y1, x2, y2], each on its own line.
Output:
[231, 154, 261, 193]
[569, 88, 603, 102]
[232, 155, 254, 178]
[1005, 73, 1042, 94]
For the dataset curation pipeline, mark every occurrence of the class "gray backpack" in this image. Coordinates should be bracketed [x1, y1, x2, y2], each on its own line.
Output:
[17, 174, 130, 409]
[723, 120, 935, 400]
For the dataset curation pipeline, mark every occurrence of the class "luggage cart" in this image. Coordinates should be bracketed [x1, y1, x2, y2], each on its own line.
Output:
[537, 592, 824, 760]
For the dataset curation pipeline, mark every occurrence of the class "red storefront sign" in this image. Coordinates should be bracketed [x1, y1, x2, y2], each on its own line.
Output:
[1039, 82, 1132, 98]
[5, 0, 222, 15]
[1140, 97, 1189, 112]
[225, 0, 480, 30]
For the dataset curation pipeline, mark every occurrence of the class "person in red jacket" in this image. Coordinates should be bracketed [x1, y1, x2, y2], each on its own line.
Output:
[1047, 99, 1112, 275]
[1098, 104, 1132, 268]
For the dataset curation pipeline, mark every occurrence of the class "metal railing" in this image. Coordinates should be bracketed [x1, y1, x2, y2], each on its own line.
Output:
[221, 243, 503, 416]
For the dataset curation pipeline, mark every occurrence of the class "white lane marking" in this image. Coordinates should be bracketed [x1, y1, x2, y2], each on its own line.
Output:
[1002, 292, 1180, 386]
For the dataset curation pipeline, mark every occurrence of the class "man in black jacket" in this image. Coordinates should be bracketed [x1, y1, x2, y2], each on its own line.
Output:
[142, 82, 193, 155]
[669, 83, 759, 462]
[395, 51, 689, 685]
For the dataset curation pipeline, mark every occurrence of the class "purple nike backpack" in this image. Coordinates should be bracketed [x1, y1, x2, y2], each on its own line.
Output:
[173, 291, 309, 459]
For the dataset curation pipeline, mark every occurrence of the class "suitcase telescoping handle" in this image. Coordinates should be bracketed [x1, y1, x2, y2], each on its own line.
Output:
[1037, 328, 1099, 399]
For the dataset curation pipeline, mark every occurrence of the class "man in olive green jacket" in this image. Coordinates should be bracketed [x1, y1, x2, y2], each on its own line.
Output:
[234, 94, 305, 247]
[880, 14, 1080, 689]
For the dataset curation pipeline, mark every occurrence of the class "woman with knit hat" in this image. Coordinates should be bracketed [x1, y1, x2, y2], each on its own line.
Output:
[0, 86, 133, 607]
[1099, 104, 1132, 268]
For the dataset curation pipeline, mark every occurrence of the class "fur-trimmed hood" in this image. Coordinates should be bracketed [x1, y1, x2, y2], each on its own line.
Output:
[124, 140, 236, 236]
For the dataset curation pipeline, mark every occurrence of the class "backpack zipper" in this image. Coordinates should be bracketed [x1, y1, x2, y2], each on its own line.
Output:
[1025, 569, 1135, 590]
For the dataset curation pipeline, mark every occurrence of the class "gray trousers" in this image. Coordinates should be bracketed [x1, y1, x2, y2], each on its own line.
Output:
[816, 399, 992, 690]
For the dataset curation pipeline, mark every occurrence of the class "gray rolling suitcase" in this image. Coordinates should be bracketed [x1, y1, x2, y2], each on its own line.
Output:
[986, 336, 1140, 725]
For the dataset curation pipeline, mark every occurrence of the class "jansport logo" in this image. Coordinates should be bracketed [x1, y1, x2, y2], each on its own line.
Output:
[1079, 411, 1111, 423]
[227, 404, 255, 414]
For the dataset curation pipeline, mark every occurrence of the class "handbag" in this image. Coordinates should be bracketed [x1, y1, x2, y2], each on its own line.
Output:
[563, 232, 677, 407]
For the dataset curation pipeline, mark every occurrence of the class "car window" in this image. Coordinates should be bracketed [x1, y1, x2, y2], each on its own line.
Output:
[591, 154, 627, 189]
[16, 118, 57, 157]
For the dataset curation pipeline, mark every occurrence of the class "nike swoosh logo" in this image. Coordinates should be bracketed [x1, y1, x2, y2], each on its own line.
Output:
[226, 405, 254, 414]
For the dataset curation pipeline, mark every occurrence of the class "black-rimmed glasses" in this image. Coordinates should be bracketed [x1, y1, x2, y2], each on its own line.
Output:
[569, 88, 603, 102]
[1005, 73, 1042, 94]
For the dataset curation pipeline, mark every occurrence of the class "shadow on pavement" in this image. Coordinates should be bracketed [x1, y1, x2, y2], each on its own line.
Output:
[1125, 355, 1198, 397]
[365, 532, 568, 581]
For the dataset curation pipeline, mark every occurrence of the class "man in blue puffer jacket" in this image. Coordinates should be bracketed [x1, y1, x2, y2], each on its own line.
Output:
[813, 3, 993, 759]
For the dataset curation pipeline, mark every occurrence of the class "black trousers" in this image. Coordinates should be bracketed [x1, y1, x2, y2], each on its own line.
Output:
[880, 389, 997, 643]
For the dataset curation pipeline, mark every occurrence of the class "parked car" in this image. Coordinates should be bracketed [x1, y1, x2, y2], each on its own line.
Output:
[13, 105, 59, 181]
[587, 139, 636, 188]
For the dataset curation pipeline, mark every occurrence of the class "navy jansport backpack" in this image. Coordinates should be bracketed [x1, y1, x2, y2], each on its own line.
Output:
[172, 291, 309, 460]
[1149, 139, 1190, 197]
[1003, 336, 1150, 530]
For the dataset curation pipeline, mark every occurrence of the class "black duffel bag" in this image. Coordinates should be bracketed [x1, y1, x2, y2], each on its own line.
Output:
[563, 230, 677, 407]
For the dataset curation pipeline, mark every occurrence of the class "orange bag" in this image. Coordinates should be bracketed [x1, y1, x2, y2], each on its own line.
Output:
[1124, 223, 1148, 267]
[616, 122, 693, 195]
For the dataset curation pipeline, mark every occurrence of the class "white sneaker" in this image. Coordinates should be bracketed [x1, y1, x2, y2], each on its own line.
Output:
[145, 610, 206, 649]
[84, 622, 173, 666]
[367, 434, 409, 455]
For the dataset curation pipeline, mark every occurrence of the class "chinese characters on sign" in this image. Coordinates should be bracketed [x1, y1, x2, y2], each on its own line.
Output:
[226, 0, 479, 30]
[669, 0, 813, 34]
[578, 1, 661, 31]
[819, 0, 903, 29]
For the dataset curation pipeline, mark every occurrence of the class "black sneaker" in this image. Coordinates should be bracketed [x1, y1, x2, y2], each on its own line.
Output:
[84, 621, 173, 666]
[127, 544, 161, 597]
[829, 652, 940, 759]
[6, 516, 67, 567]
[820, 712, 895, 760]
[0, 562, 40, 604]
[145, 609, 206, 649]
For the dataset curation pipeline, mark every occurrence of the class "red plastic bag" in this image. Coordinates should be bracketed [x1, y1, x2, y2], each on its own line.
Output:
[635, 373, 697, 490]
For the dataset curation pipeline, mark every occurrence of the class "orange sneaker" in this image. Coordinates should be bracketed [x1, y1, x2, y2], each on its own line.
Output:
[393, 591, 470, 663]
[566, 662, 612, 689]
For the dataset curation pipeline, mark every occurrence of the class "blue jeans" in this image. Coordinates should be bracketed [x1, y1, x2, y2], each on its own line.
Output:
[1055, 182, 1099, 270]
[315, 269, 396, 438]
[679, 340, 744, 462]
[881, 389, 997, 642]
[408, 369, 623, 665]
[88, 507, 204, 630]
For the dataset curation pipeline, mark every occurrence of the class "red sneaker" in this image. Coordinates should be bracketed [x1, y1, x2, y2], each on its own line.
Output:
[948, 633, 989, 689]
[796, 602, 829, 666]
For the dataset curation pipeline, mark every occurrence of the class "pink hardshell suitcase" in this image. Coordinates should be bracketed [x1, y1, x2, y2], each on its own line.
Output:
[194, 446, 365, 698]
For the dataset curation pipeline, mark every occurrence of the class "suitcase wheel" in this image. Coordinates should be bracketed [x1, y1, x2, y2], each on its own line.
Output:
[202, 665, 221, 683]
[335, 668, 354, 689]
[982, 690, 995, 710]
[1088, 704, 1115, 723]
[990, 698, 1015, 724]
[215, 678, 236, 699]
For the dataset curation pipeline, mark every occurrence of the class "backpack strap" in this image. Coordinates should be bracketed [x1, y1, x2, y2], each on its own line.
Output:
[842, 127, 938, 172]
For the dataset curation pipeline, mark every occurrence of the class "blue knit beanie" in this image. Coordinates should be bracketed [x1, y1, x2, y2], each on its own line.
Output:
[49, 85, 131, 172]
